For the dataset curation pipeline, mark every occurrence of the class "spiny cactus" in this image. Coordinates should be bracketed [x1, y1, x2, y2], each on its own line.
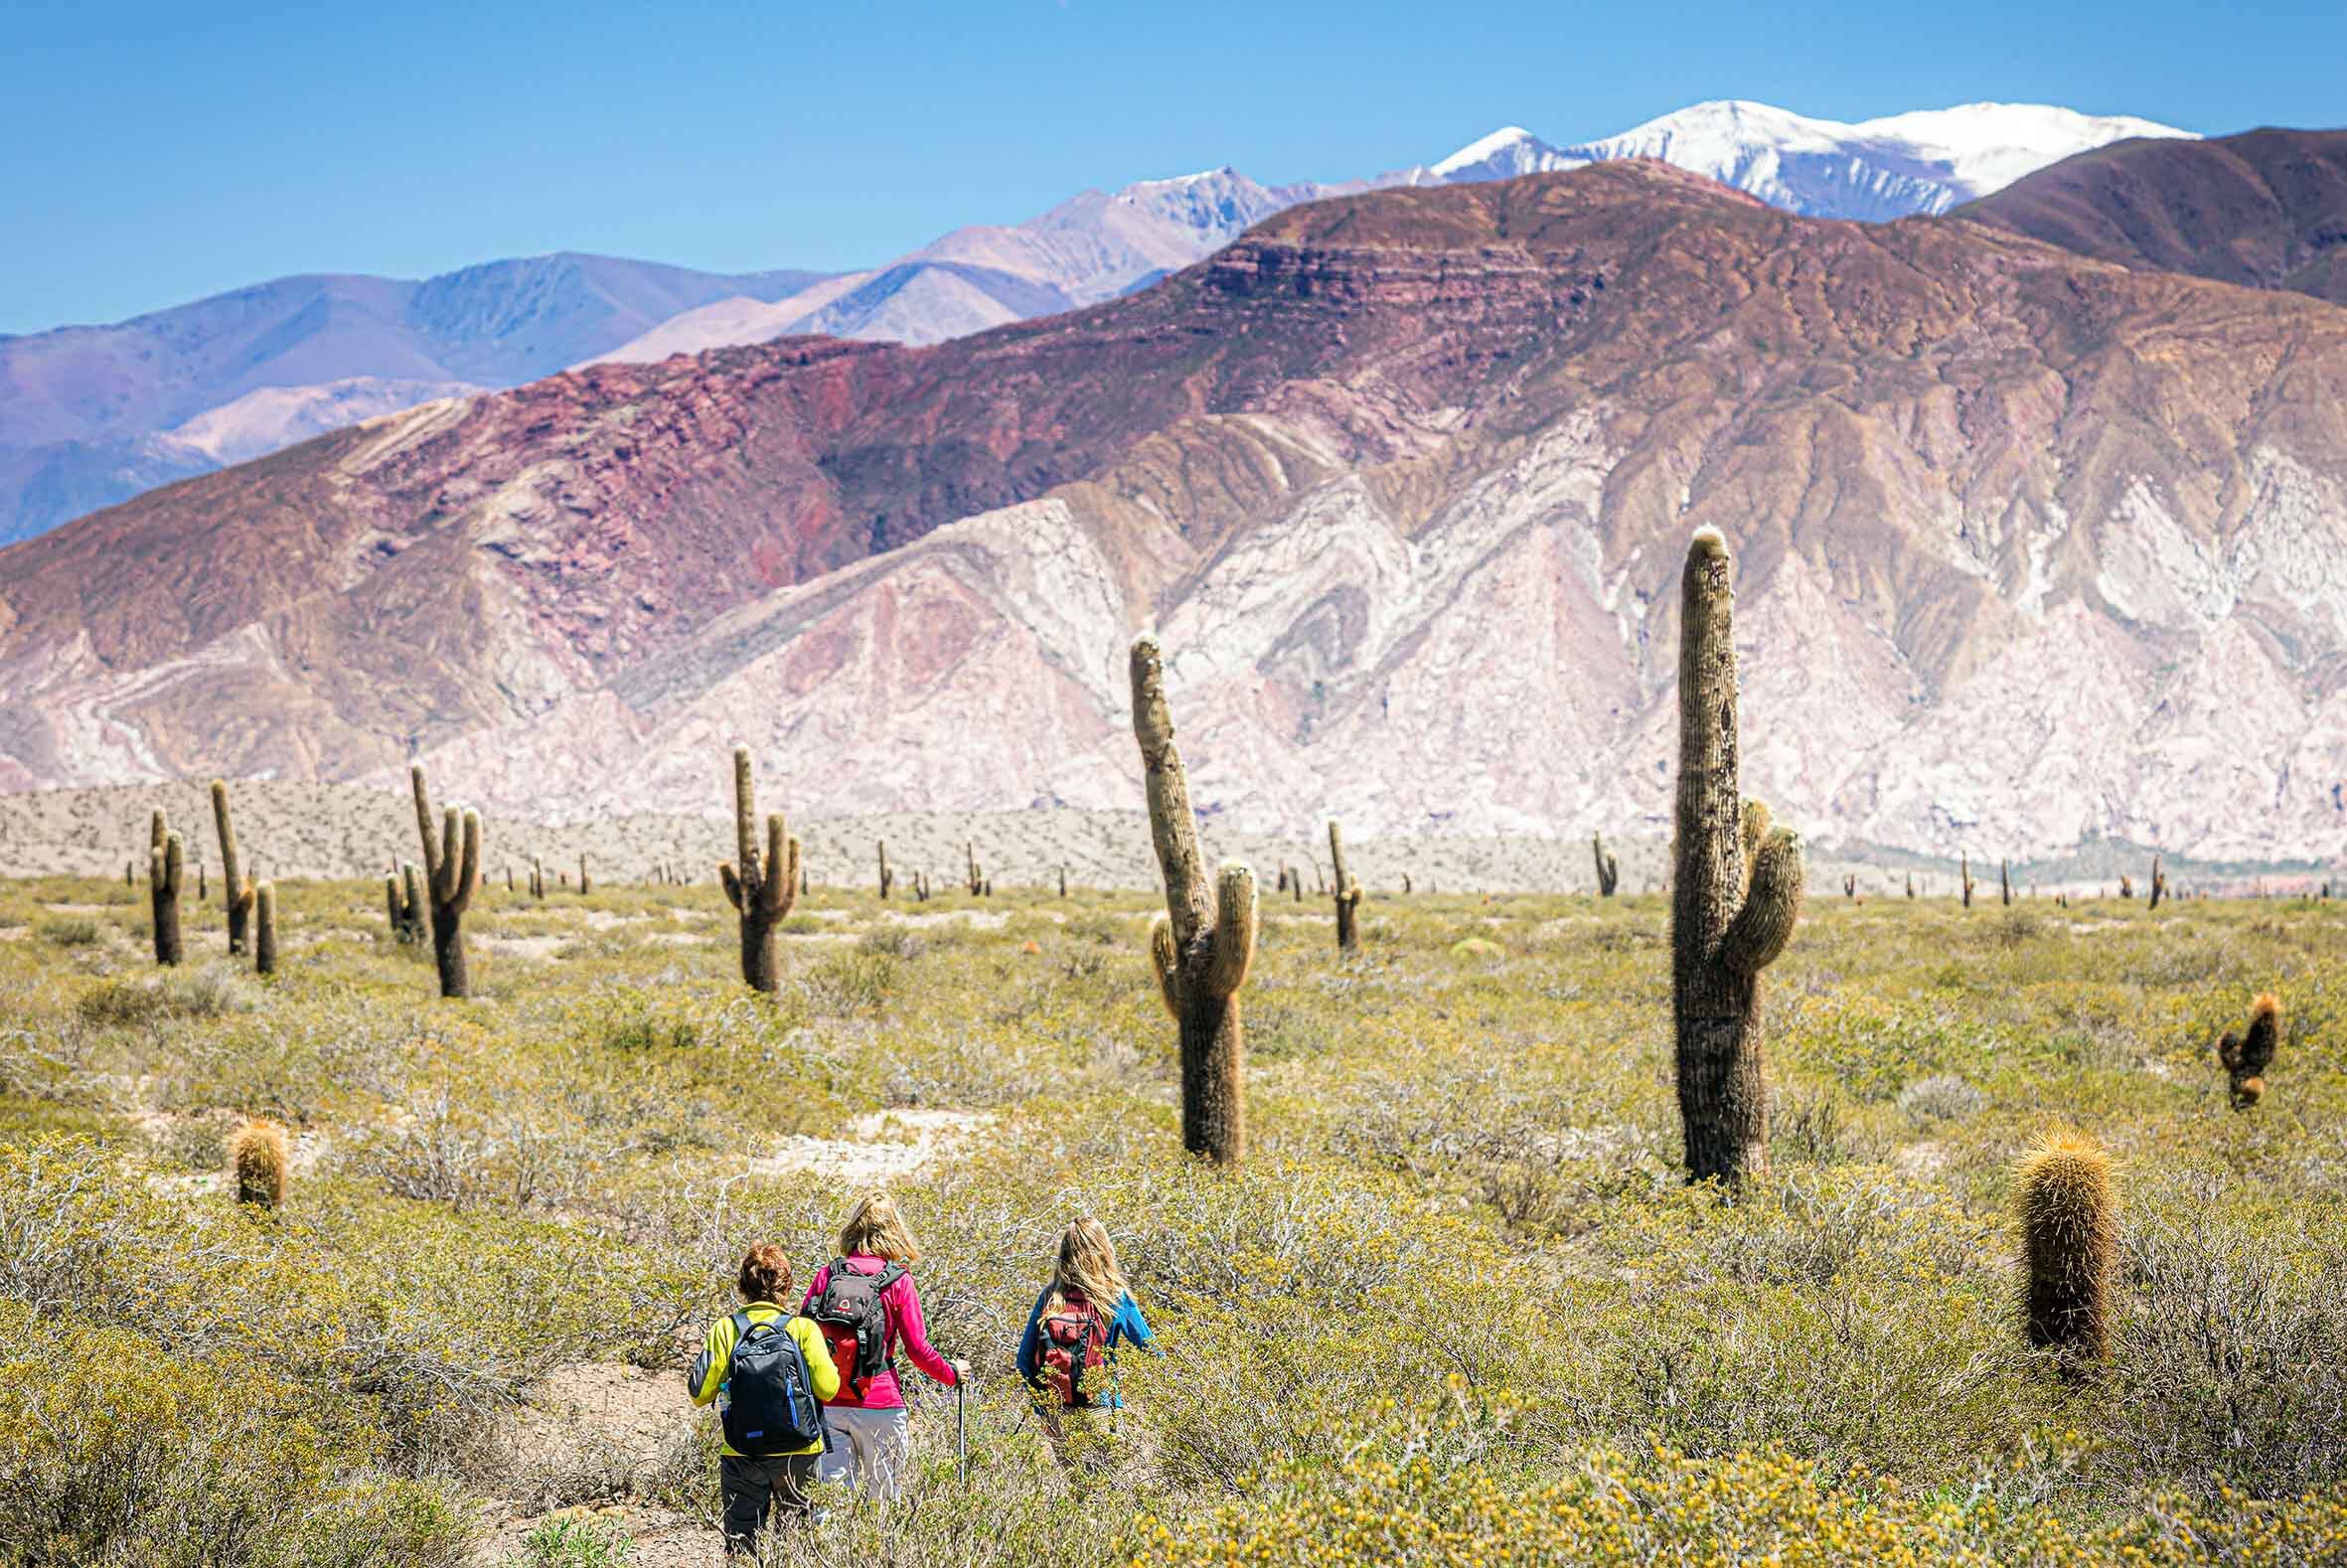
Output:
[1669, 530, 1804, 1187]
[410, 765, 482, 1000]
[1842, 873, 1857, 900]
[1961, 854, 1976, 909]
[1593, 833, 1620, 897]
[228, 1118, 289, 1210]
[1999, 860, 2012, 906]
[2016, 1129, 2117, 1372]
[877, 840, 893, 899]
[717, 745, 798, 994]
[386, 864, 424, 944]
[966, 843, 985, 897]
[2148, 857, 2166, 910]
[209, 779, 255, 955]
[1058, 864, 1068, 898]
[1132, 636, 1258, 1165]
[148, 810, 185, 966]
[2120, 873, 2135, 899]
[1905, 870, 1916, 899]
[1329, 822, 1362, 951]
[199, 861, 208, 900]
[253, 881, 279, 976]
[2218, 994, 2280, 1109]
[578, 854, 591, 897]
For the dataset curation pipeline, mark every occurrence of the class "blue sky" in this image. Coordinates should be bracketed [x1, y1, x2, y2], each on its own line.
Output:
[6, 0, 2342, 333]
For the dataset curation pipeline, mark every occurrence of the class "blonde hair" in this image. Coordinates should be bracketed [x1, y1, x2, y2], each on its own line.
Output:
[836, 1190, 920, 1263]
[1046, 1216, 1129, 1315]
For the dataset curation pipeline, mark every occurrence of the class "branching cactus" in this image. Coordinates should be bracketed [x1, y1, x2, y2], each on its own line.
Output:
[2218, 994, 2280, 1109]
[1329, 822, 1363, 951]
[2148, 857, 2166, 910]
[2017, 1129, 2117, 1374]
[386, 865, 422, 944]
[210, 779, 255, 955]
[254, 881, 279, 976]
[878, 841, 893, 899]
[229, 1118, 288, 1210]
[410, 765, 482, 1000]
[966, 843, 985, 897]
[1132, 636, 1257, 1165]
[1843, 873, 1857, 900]
[1593, 833, 1620, 897]
[149, 810, 185, 966]
[1669, 529, 1804, 1187]
[717, 745, 798, 994]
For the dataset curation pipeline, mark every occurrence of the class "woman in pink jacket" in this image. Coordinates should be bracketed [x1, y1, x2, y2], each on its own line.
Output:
[799, 1190, 965, 1499]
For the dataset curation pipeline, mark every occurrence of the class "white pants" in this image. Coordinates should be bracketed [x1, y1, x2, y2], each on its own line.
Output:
[818, 1405, 909, 1499]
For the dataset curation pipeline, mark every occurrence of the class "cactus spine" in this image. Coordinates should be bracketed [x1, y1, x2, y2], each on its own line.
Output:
[149, 810, 185, 966]
[2016, 1129, 2117, 1372]
[1132, 636, 1257, 1165]
[410, 765, 481, 999]
[1329, 822, 1362, 951]
[1669, 530, 1803, 1187]
[1593, 833, 1620, 897]
[878, 841, 893, 899]
[2218, 994, 2280, 1109]
[228, 1118, 289, 1210]
[253, 881, 279, 976]
[717, 745, 798, 994]
[210, 779, 255, 955]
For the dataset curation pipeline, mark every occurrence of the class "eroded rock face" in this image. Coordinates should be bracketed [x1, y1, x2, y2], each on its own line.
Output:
[4, 162, 2346, 860]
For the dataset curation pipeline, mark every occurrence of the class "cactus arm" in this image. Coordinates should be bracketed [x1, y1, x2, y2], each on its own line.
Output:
[730, 745, 761, 886]
[758, 817, 794, 914]
[1149, 914, 1181, 1018]
[410, 765, 442, 880]
[718, 862, 744, 910]
[1130, 637, 1210, 950]
[1206, 863, 1258, 998]
[449, 811, 481, 915]
[1722, 829, 1804, 974]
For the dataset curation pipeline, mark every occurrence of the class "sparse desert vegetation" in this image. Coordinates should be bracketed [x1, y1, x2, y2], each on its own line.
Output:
[1, 860, 2344, 1565]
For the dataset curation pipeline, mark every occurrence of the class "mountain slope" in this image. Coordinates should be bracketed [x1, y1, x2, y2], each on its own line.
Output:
[4, 162, 2345, 861]
[0, 254, 835, 544]
[1960, 127, 2347, 304]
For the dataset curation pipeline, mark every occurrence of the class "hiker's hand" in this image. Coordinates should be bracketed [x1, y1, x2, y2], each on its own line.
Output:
[951, 1358, 971, 1381]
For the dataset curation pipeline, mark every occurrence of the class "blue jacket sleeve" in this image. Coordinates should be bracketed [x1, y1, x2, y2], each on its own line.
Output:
[1111, 1293, 1157, 1353]
[1014, 1287, 1050, 1385]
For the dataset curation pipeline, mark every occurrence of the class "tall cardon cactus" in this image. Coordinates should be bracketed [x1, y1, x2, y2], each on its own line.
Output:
[718, 745, 798, 994]
[410, 765, 482, 999]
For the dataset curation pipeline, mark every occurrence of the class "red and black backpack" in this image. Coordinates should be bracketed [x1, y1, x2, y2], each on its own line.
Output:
[802, 1257, 906, 1396]
[1038, 1289, 1110, 1407]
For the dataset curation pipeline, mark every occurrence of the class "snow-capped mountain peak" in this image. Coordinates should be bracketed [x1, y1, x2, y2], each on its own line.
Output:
[1429, 126, 1564, 178]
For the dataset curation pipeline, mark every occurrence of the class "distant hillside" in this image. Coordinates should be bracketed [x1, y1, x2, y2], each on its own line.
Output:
[1961, 127, 2347, 304]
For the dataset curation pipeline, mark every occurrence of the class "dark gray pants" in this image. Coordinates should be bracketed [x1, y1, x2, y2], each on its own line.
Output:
[719, 1451, 817, 1557]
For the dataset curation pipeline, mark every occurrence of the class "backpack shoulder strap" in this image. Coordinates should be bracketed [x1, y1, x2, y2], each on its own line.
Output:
[873, 1261, 908, 1292]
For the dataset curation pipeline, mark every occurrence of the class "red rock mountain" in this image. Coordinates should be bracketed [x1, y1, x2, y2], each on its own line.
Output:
[4, 161, 2345, 861]
[1961, 128, 2347, 305]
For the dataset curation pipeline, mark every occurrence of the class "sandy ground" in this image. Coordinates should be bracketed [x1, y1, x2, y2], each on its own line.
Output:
[0, 781, 1681, 893]
[3, 781, 2317, 896]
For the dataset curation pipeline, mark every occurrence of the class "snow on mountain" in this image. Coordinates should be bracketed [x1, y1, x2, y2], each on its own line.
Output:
[1542, 99, 2196, 220]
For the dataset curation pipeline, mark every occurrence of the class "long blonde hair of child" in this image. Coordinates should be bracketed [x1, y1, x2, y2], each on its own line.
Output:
[837, 1189, 921, 1263]
[1046, 1216, 1129, 1315]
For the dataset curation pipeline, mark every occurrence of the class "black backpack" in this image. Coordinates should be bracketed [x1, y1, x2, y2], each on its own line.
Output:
[802, 1257, 907, 1395]
[721, 1312, 825, 1457]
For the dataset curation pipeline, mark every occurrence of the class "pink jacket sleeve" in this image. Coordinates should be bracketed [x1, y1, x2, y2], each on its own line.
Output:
[801, 1266, 829, 1313]
[885, 1273, 958, 1386]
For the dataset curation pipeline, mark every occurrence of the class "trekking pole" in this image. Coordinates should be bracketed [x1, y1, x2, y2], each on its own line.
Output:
[956, 1376, 969, 1484]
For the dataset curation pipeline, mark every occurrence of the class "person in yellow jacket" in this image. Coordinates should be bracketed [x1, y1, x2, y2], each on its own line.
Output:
[689, 1244, 840, 1556]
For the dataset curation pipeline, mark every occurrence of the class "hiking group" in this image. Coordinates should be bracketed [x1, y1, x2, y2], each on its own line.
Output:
[689, 1192, 1156, 1557]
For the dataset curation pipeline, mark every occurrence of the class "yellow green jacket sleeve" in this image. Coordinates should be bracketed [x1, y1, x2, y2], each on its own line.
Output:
[790, 1316, 841, 1404]
[688, 1312, 742, 1406]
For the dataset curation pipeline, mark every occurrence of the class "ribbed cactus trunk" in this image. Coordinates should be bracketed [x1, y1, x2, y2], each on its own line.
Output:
[1132, 637, 1257, 1165]
[2017, 1130, 2117, 1375]
[411, 766, 481, 999]
[211, 779, 253, 955]
[1592, 833, 1620, 896]
[877, 841, 892, 899]
[1669, 530, 1804, 1187]
[1329, 822, 1362, 951]
[718, 746, 798, 994]
[1961, 855, 1975, 908]
[578, 855, 591, 897]
[254, 882, 279, 976]
[149, 810, 184, 967]
[2001, 861, 2013, 906]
